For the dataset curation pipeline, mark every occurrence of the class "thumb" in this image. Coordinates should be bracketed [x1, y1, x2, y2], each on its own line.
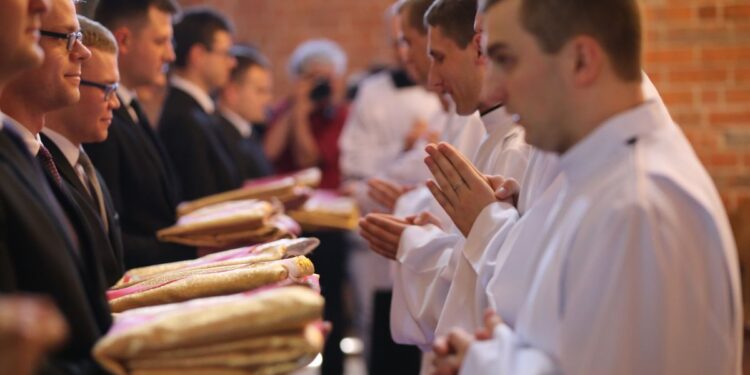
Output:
[486, 175, 506, 191]
[495, 178, 520, 201]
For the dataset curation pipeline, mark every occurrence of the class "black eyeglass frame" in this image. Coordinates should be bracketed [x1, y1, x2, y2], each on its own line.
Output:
[40, 30, 83, 52]
[80, 80, 119, 102]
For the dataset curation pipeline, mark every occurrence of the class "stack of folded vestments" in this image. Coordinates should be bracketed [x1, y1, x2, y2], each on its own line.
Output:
[157, 199, 300, 249]
[108, 238, 319, 313]
[177, 168, 322, 217]
[95, 284, 325, 375]
[288, 190, 360, 231]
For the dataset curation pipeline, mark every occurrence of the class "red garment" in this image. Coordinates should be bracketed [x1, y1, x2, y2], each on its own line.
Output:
[271, 103, 349, 190]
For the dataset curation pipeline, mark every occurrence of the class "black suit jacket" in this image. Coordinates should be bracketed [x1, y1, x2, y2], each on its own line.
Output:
[158, 86, 242, 201]
[0, 128, 110, 374]
[41, 133, 124, 286]
[215, 114, 274, 180]
[84, 97, 196, 269]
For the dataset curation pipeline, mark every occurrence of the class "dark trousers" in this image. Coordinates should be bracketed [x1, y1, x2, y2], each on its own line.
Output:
[369, 290, 422, 375]
[307, 230, 349, 375]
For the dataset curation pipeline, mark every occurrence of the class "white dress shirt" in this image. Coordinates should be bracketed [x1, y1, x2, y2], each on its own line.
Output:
[218, 106, 252, 139]
[389, 107, 531, 349]
[460, 98, 741, 375]
[170, 74, 215, 114]
[4, 117, 42, 156]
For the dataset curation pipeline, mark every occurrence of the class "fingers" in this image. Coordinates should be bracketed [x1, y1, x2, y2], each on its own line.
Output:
[359, 217, 401, 246]
[425, 146, 466, 197]
[496, 178, 521, 204]
[367, 179, 403, 209]
[486, 175, 507, 191]
[360, 229, 397, 260]
[426, 179, 453, 214]
[435, 142, 485, 191]
[415, 211, 443, 229]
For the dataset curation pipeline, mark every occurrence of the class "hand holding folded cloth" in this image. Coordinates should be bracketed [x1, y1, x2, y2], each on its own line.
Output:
[158, 199, 301, 249]
[95, 285, 325, 375]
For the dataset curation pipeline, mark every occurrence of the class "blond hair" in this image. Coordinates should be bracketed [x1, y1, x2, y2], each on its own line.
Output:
[78, 15, 118, 54]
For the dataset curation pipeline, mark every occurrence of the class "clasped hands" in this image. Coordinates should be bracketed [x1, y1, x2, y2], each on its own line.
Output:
[359, 142, 519, 260]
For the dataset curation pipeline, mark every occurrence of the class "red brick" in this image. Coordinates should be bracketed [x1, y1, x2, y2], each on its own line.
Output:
[725, 5, 750, 20]
[726, 89, 750, 103]
[647, 5, 696, 22]
[701, 47, 750, 62]
[701, 89, 720, 104]
[707, 152, 741, 168]
[709, 111, 750, 126]
[698, 5, 718, 19]
[645, 48, 694, 64]
[669, 67, 729, 83]
[661, 89, 695, 106]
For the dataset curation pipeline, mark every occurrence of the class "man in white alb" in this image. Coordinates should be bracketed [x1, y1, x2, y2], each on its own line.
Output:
[430, 0, 741, 373]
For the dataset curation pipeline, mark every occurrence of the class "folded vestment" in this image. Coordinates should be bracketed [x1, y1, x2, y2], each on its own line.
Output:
[288, 190, 360, 230]
[108, 256, 315, 312]
[158, 200, 301, 248]
[116, 237, 320, 287]
[95, 285, 324, 375]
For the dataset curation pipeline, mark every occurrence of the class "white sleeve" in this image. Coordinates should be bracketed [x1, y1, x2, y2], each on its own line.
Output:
[460, 324, 558, 375]
[339, 88, 385, 179]
[390, 224, 463, 348]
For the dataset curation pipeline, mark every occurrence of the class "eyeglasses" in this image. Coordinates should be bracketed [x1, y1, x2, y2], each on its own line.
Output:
[80, 80, 119, 102]
[40, 30, 83, 52]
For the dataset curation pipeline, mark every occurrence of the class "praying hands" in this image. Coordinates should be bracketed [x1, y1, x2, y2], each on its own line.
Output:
[424, 142, 520, 237]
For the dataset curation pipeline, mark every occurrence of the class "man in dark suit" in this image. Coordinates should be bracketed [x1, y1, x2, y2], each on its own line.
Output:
[0, 0, 112, 372]
[215, 45, 274, 180]
[158, 8, 242, 200]
[43, 15, 124, 286]
[86, 0, 196, 269]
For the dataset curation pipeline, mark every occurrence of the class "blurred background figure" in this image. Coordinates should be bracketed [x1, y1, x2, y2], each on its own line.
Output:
[264, 39, 351, 375]
[338, 2, 442, 374]
[216, 44, 275, 180]
[264, 39, 349, 190]
[158, 7, 241, 201]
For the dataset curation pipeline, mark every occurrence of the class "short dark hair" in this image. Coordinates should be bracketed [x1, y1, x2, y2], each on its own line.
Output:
[172, 7, 234, 69]
[480, 0, 642, 81]
[229, 44, 270, 83]
[396, 0, 435, 35]
[424, 0, 477, 49]
[94, 0, 179, 31]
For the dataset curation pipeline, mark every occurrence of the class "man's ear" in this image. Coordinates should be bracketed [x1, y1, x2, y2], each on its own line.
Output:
[472, 32, 488, 66]
[187, 43, 207, 69]
[565, 35, 603, 87]
[112, 27, 131, 54]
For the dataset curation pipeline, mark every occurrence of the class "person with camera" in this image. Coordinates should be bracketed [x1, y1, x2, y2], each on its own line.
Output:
[264, 39, 349, 190]
[263, 39, 351, 375]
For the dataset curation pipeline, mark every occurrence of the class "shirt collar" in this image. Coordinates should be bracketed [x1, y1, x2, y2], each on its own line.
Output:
[480, 105, 516, 138]
[116, 84, 137, 107]
[0, 112, 5, 130]
[559, 99, 668, 184]
[41, 127, 80, 168]
[170, 75, 215, 114]
[3, 115, 42, 156]
[219, 106, 252, 138]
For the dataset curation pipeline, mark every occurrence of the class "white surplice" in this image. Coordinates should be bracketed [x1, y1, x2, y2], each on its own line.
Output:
[339, 71, 442, 182]
[390, 107, 531, 349]
[460, 98, 742, 375]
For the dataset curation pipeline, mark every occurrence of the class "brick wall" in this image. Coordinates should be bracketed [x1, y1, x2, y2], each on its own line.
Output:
[178, 0, 750, 213]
